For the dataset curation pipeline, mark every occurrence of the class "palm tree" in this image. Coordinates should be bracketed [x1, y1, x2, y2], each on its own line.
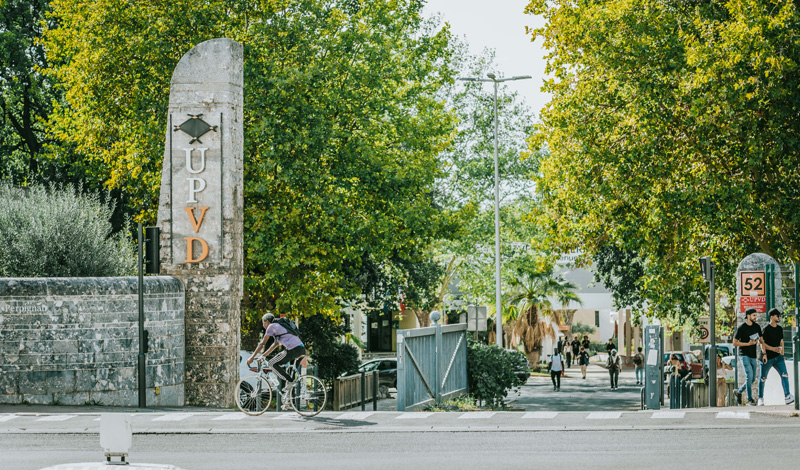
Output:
[553, 277, 583, 331]
[506, 271, 581, 365]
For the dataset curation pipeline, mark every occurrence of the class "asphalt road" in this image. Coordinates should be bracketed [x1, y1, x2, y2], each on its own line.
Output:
[4, 423, 800, 470]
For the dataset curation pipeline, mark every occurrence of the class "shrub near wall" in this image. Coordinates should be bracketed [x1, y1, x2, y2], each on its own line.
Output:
[0, 277, 185, 406]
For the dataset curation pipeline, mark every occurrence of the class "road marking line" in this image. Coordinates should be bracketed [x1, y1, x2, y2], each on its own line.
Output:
[716, 411, 750, 419]
[273, 413, 304, 420]
[37, 415, 76, 422]
[651, 411, 685, 419]
[152, 413, 194, 422]
[522, 412, 558, 419]
[0, 415, 19, 422]
[212, 414, 248, 421]
[396, 413, 434, 420]
[336, 412, 377, 420]
[458, 412, 496, 419]
[586, 412, 621, 420]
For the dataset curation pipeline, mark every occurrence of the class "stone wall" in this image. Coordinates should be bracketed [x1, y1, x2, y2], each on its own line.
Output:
[0, 277, 185, 406]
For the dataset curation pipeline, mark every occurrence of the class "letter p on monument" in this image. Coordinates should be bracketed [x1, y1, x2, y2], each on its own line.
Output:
[157, 39, 243, 407]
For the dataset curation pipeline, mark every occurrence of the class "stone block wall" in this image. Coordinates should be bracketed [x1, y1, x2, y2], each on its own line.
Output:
[0, 277, 185, 406]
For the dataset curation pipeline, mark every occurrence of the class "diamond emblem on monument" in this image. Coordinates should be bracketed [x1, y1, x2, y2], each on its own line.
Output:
[173, 114, 218, 144]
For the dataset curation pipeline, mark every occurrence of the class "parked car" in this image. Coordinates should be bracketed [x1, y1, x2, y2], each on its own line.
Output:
[347, 358, 397, 398]
[681, 351, 703, 379]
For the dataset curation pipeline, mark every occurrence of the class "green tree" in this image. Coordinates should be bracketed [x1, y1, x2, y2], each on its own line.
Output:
[45, 0, 459, 319]
[0, 182, 135, 276]
[526, 0, 800, 323]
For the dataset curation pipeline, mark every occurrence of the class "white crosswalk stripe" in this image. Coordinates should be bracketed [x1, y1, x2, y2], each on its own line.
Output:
[716, 411, 750, 419]
[651, 411, 685, 419]
[212, 414, 248, 421]
[522, 412, 558, 419]
[152, 413, 194, 422]
[395, 412, 434, 420]
[586, 412, 621, 420]
[37, 415, 76, 422]
[273, 413, 304, 420]
[458, 412, 495, 419]
[0, 415, 19, 422]
[336, 412, 377, 420]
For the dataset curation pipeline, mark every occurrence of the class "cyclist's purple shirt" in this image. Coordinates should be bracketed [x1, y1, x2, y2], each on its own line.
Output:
[266, 323, 303, 350]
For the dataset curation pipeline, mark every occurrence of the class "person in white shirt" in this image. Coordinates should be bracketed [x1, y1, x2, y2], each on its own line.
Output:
[549, 348, 564, 391]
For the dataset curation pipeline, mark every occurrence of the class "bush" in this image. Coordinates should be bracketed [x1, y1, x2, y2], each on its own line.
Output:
[467, 339, 527, 409]
[0, 183, 135, 277]
[298, 314, 360, 386]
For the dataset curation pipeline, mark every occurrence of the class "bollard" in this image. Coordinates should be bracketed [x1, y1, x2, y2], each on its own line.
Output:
[361, 369, 366, 411]
[373, 370, 378, 411]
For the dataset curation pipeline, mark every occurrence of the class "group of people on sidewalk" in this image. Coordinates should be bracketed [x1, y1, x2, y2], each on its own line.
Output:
[544, 307, 795, 406]
[547, 335, 608, 391]
[732, 307, 794, 406]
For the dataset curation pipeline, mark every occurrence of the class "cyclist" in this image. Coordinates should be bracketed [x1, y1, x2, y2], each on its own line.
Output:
[246, 313, 305, 387]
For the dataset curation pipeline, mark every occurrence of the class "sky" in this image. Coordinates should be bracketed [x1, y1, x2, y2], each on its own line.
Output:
[422, 0, 551, 117]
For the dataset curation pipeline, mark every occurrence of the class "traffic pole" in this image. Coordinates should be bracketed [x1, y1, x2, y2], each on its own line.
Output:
[794, 262, 799, 411]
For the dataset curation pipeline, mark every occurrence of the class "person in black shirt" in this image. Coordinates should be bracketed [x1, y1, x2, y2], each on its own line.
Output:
[733, 308, 762, 405]
[756, 308, 794, 405]
[605, 338, 616, 355]
[582, 335, 591, 351]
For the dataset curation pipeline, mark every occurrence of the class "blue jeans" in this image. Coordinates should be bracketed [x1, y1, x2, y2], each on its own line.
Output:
[635, 366, 644, 383]
[758, 355, 791, 399]
[737, 356, 759, 401]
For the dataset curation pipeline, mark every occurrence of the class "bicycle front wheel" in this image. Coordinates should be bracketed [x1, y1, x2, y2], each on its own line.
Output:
[235, 374, 273, 416]
[288, 375, 327, 417]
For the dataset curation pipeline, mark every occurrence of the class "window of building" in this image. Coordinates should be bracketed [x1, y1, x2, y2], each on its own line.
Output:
[595, 311, 600, 327]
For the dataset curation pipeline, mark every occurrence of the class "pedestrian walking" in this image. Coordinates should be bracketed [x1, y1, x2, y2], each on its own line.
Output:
[716, 354, 734, 407]
[565, 337, 573, 368]
[733, 308, 762, 406]
[606, 349, 621, 390]
[605, 338, 616, 356]
[548, 348, 564, 391]
[582, 335, 591, 352]
[571, 337, 580, 364]
[578, 347, 590, 379]
[666, 353, 683, 399]
[633, 347, 645, 385]
[757, 308, 795, 406]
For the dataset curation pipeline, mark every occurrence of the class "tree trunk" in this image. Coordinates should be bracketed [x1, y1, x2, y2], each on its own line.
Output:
[413, 308, 430, 328]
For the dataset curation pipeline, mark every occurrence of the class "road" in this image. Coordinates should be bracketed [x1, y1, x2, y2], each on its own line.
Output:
[2, 408, 798, 470]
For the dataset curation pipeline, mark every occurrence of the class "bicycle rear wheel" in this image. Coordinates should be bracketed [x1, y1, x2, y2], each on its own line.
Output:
[235, 374, 273, 416]
[288, 374, 327, 417]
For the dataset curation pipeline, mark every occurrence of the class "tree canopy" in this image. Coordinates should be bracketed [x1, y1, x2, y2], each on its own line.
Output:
[526, 0, 800, 323]
[45, 0, 460, 317]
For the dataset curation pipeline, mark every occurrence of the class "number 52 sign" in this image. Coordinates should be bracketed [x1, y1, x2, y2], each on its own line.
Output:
[740, 271, 765, 297]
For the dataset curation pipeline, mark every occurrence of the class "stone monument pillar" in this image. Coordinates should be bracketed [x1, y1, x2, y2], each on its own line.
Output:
[156, 38, 243, 406]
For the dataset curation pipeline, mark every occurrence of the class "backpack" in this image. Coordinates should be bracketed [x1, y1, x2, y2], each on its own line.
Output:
[273, 317, 301, 339]
[633, 354, 643, 366]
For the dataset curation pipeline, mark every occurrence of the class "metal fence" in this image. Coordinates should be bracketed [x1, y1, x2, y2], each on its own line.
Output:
[332, 370, 378, 411]
[396, 322, 468, 411]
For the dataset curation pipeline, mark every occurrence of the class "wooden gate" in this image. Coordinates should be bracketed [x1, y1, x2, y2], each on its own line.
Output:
[396, 322, 467, 411]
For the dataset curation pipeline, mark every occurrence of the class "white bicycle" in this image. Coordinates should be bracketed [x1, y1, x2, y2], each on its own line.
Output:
[234, 356, 327, 417]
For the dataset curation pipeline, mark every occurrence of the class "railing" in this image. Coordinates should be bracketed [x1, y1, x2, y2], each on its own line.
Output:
[332, 370, 378, 411]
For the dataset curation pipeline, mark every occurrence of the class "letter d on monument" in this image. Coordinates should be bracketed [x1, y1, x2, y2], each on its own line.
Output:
[157, 39, 243, 407]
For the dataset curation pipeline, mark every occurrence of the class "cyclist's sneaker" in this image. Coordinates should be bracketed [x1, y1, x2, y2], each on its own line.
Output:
[786, 394, 795, 405]
[757, 398, 765, 406]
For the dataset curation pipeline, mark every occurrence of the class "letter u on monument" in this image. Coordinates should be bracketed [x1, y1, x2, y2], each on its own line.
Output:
[157, 39, 244, 407]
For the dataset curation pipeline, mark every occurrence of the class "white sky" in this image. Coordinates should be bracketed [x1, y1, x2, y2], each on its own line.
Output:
[422, 0, 551, 118]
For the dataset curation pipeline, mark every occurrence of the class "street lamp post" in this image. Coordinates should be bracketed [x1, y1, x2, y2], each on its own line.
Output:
[458, 73, 532, 348]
